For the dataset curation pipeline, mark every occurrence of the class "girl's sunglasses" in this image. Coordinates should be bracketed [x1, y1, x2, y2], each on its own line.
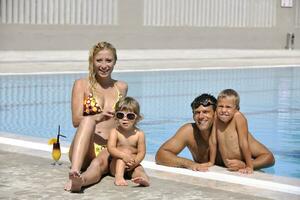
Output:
[115, 112, 137, 120]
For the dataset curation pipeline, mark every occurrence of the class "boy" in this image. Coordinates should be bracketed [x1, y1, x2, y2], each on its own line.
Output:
[107, 97, 150, 186]
[209, 89, 254, 174]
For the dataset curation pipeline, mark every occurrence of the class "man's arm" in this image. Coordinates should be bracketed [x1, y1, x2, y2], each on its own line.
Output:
[248, 132, 275, 169]
[155, 124, 207, 171]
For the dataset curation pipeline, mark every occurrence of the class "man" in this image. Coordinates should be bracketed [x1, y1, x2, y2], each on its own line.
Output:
[155, 93, 275, 171]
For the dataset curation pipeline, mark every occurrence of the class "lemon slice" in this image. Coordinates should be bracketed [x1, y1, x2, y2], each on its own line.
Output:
[48, 138, 57, 145]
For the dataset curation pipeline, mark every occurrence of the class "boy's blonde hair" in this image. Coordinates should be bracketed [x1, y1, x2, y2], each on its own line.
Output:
[115, 96, 143, 122]
[88, 41, 117, 94]
[217, 89, 240, 110]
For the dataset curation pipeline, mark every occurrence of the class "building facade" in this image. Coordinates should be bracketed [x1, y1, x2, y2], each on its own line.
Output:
[0, 0, 299, 49]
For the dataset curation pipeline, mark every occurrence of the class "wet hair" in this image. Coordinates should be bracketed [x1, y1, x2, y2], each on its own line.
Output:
[217, 89, 240, 110]
[115, 96, 143, 123]
[191, 93, 217, 112]
[88, 41, 117, 92]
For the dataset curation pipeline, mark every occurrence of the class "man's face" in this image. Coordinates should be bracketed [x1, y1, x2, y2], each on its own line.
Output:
[193, 105, 215, 131]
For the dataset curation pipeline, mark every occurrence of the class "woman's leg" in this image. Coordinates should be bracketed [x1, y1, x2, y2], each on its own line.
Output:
[65, 149, 110, 192]
[65, 116, 96, 192]
[80, 148, 110, 186]
[69, 116, 96, 172]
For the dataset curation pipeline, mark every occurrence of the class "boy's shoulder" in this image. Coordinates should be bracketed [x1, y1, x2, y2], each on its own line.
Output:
[233, 111, 247, 119]
[233, 111, 248, 126]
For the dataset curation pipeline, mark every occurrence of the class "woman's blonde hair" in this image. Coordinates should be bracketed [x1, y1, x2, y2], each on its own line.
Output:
[88, 41, 117, 92]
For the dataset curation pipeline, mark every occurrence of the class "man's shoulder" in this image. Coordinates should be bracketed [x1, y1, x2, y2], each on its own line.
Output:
[177, 122, 196, 134]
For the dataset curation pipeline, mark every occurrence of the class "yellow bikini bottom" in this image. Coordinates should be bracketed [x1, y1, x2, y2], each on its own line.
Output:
[94, 143, 107, 157]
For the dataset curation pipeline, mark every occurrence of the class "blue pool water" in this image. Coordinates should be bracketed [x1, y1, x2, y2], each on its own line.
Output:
[1, 67, 300, 178]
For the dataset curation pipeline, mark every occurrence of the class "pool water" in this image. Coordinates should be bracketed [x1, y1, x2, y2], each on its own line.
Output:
[1, 67, 299, 178]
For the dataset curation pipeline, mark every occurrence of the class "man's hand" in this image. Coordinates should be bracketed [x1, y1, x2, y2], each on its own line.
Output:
[188, 163, 209, 172]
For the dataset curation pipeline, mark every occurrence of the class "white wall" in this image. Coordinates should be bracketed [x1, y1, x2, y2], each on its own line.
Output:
[0, 0, 298, 49]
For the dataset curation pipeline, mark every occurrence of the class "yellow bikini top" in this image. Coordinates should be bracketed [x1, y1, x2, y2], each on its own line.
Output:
[83, 83, 122, 115]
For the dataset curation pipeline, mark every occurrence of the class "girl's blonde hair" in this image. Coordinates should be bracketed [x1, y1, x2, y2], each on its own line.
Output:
[115, 96, 143, 123]
[88, 41, 117, 93]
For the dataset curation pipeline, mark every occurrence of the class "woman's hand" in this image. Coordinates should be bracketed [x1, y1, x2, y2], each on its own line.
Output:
[93, 110, 114, 123]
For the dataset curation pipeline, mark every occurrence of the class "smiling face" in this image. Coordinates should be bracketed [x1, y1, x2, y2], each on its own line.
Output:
[193, 105, 215, 132]
[216, 97, 238, 123]
[93, 49, 115, 78]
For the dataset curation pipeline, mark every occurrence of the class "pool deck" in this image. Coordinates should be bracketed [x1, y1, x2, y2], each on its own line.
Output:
[1, 49, 300, 73]
[1, 49, 300, 199]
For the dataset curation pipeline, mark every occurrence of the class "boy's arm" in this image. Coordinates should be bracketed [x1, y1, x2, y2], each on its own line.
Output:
[198, 119, 217, 168]
[207, 120, 217, 167]
[236, 112, 253, 173]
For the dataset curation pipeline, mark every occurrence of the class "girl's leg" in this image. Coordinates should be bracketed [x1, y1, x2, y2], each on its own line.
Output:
[110, 158, 128, 186]
[131, 165, 150, 187]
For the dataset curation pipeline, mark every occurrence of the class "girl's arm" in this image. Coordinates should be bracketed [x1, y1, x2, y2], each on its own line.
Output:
[107, 129, 134, 163]
[134, 131, 146, 165]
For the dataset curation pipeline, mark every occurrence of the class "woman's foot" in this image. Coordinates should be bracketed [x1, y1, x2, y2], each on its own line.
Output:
[131, 177, 150, 187]
[64, 171, 84, 192]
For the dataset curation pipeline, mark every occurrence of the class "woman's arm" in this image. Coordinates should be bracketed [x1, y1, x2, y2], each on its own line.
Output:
[71, 79, 85, 127]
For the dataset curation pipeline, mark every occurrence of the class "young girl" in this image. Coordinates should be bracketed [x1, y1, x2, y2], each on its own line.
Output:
[108, 97, 150, 186]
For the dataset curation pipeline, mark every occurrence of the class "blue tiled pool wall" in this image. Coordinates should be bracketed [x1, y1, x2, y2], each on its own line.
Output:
[0, 67, 299, 178]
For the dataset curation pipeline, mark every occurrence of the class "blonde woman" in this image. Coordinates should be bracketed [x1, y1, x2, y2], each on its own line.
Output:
[64, 42, 128, 192]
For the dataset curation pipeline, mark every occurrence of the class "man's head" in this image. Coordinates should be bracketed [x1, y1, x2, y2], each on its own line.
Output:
[191, 93, 217, 112]
[191, 94, 217, 131]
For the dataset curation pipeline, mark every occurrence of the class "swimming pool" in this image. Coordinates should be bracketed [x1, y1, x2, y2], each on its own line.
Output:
[0, 67, 299, 179]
